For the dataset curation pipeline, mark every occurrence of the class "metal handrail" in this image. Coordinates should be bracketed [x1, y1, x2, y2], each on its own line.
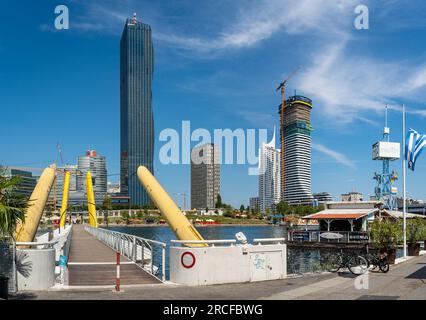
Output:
[84, 225, 166, 282]
[253, 238, 286, 244]
[16, 241, 59, 247]
[171, 239, 237, 247]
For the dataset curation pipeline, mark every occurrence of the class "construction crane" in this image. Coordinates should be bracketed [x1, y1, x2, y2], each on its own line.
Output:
[174, 192, 188, 211]
[276, 67, 300, 200]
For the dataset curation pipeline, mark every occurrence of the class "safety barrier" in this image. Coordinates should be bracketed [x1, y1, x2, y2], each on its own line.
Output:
[84, 225, 166, 282]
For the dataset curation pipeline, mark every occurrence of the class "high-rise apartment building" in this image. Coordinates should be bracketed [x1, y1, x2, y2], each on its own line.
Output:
[120, 13, 154, 207]
[258, 131, 281, 214]
[191, 143, 220, 209]
[279, 95, 314, 205]
[249, 197, 260, 213]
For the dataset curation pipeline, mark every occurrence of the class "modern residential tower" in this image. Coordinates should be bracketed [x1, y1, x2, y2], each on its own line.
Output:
[258, 130, 281, 214]
[279, 95, 314, 205]
[120, 14, 154, 207]
[191, 143, 220, 209]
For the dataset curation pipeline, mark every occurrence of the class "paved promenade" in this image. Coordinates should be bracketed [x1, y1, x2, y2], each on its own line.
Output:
[12, 252, 425, 300]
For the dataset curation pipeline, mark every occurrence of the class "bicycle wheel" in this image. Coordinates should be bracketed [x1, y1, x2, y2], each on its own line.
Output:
[348, 255, 368, 275]
[326, 253, 342, 273]
[379, 260, 389, 273]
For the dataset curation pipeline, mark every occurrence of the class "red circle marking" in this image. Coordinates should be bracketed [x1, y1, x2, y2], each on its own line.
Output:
[181, 252, 196, 269]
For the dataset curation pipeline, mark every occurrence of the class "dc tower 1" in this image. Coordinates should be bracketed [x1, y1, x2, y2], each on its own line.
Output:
[120, 13, 154, 207]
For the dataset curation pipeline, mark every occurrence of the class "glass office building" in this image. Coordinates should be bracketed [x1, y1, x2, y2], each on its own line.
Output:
[76, 150, 107, 205]
[120, 14, 154, 207]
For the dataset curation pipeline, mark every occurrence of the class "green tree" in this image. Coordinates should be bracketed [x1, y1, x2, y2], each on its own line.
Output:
[102, 195, 113, 226]
[0, 168, 28, 241]
[121, 211, 130, 225]
[215, 194, 222, 208]
[142, 203, 157, 210]
[136, 210, 144, 219]
[102, 195, 112, 210]
[223, 208, 233, 218]
[276, 201, 290, 215]
[239, 205, 245, 212]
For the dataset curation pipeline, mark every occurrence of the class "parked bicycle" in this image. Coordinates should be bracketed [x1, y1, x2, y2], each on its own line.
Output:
[325, 249, 369, 275]
[364, 252, 389, 273]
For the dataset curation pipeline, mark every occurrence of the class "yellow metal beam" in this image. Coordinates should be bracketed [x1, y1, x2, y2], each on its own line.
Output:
[59, 171, 71, 228]
[86, 171, 98, 228]
[137, 166, 206, 247]
[16, 164, 57, 242]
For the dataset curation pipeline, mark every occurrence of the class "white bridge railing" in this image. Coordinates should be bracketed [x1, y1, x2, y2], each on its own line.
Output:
[84, 225, 166, 282]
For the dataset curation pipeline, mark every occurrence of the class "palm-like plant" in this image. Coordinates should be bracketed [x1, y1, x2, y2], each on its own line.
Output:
[0, 168, 28, 242]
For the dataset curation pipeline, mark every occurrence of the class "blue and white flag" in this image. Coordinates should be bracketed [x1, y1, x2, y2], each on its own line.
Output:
[406, 128, 426, 171]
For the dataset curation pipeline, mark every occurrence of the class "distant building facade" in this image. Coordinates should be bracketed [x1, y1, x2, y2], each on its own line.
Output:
[107, 182, 121, 194]
[249, 197, 260, 213]
[76, 150, 107, 205]
[191, 143, 220, 209]
[313, 192, 333, 204]
[258, 132, 281, 214]
[4, 168, 37, 198]
[341, 191, 363, 202]
[279, 95, 314, 205]
[120, 14, 154, 207]
[55, 165, 77, 208]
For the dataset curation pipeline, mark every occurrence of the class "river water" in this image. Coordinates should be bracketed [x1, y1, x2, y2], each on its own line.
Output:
[106, 225, 332, 279]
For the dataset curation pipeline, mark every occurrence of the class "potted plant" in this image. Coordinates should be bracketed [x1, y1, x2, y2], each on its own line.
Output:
[370, 219, 402, 264]
[0, 167, 28, 299]
[406, 218, 425, 256]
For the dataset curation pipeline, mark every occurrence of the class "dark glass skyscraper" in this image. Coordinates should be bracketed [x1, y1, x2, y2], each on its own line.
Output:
[120, 14, 154, 207]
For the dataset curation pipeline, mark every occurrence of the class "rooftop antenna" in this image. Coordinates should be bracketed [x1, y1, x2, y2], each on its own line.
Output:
[132, 12, 137, 24]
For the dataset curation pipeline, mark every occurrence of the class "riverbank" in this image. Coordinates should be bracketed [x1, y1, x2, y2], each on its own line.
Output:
[99, 223, 273, 228]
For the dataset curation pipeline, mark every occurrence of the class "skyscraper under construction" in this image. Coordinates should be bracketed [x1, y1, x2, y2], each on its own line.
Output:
[279, 95, 314, 205]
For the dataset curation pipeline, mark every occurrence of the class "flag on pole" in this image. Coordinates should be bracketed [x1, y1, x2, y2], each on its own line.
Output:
[405, 128, 426, 171]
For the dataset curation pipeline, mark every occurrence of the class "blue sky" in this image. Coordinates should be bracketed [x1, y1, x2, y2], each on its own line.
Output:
[1, 0, 426, 207]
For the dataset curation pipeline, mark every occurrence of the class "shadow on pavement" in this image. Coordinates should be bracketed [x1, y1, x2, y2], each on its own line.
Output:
[406, 266, 426, 280]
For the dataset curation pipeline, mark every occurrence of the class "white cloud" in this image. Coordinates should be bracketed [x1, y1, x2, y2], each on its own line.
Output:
[312, 143, 356, 169]
[297, 38, 426, 124]
[156, 0, 358, 52]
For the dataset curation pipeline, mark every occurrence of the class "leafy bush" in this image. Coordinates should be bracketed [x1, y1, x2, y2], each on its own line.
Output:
[406, 218, 426, 244]
[370, 219, 402, 250]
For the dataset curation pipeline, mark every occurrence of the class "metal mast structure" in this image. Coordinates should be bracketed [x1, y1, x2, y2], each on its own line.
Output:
[373, 106, 400, 210]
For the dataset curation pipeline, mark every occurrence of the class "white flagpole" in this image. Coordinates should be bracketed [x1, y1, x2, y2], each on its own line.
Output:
[402, 104, 407, 259]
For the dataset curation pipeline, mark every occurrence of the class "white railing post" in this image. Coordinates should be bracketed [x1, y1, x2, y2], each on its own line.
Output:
[151, 247, 154, 275]
[132, 236, 137, 262]
[142, 242, 145, 266]
[162, 244, 166, 282]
